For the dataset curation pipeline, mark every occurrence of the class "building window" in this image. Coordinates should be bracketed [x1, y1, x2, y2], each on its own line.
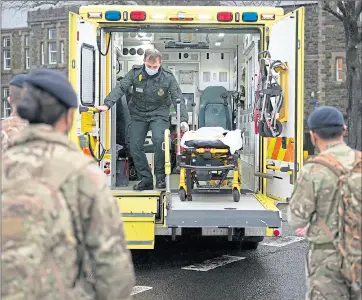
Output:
[60, 41, 64, 64]
[48, 28, 57, 40]
[3, 50, 11, 70]
[336, 57, 344, 82]
[3, 87, 11, 118]
[3, 37, 11, 70]
[25, 35, 29, 47]
[48, 42, 57, 64]
[3, 37, 10, 48]
[25, 48, 30, 69]
[41, 42, 44, 65]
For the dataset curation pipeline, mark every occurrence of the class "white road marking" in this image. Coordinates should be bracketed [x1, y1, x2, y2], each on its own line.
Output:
[131, 286, 153, 295]
[261, 236, 305, 247]
[181, 255, 246, 272]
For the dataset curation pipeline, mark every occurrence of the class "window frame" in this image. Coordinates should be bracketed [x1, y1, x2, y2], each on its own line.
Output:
[48, 28, 57, 40]
[48, 41, 57, 65]
[25, 48, 30, 69]
[3, 49, 11, 70]
[335, 57, 344, 82]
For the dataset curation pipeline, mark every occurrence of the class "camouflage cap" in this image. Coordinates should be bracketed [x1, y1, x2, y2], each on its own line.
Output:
[9, 74, 27, 88]
[24, 68, 78, 108]
[307, 106, 345, 130]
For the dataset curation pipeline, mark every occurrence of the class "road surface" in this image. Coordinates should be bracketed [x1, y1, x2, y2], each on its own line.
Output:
[130, 210, 308, 300]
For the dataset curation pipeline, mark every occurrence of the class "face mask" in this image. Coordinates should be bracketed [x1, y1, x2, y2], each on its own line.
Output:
[145, 66, 159, 76]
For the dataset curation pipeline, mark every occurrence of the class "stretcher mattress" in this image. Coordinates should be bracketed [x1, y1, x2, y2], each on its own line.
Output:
[181, 127, 244, 154]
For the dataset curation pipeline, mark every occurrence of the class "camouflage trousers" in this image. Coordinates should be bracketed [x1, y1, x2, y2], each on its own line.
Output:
[305, 247, 357, 300]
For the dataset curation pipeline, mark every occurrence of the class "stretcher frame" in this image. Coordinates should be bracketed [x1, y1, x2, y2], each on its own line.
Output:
[174, 100, 241, 203]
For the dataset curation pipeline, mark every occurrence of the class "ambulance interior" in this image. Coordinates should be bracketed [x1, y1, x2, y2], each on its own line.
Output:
[111, 29, 260, 194]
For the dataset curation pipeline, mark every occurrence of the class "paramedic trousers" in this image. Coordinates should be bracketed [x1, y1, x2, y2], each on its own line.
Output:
[129, 118, 170, 184]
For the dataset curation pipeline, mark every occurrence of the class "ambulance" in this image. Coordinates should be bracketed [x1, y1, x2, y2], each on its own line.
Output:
[68, 5, 305, 250]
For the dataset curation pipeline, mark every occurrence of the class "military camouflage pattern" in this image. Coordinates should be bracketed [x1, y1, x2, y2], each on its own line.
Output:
[104, 65, 189, 123]
[287, 141, 359, 300]
[1, 113, 28, 152]
[1, 124, 135, 300]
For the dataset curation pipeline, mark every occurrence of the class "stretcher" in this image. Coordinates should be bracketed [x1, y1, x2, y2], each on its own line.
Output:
[174, 86, 243, 203]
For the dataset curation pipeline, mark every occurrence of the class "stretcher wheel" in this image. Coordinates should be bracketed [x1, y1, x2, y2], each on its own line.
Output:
[233, 189, 240, 202]
[179, 188, 186, 202]
[263, 119, 283, 137]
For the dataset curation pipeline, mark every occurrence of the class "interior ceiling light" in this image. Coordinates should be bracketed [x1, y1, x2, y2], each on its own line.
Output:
[215, 42, 221, 46]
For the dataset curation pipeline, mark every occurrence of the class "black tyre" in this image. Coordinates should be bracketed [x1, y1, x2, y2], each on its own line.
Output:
[242, 241, 259, 250]
[232, 188, 240, 202]
[263, 119, 283, 137]
[179, 188, 186, 202]
[258, 120, 267, 137]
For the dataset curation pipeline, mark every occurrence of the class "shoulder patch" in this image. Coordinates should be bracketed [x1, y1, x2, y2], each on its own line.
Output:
[132, 64, 143, 70]
[162, 67, 173, 75]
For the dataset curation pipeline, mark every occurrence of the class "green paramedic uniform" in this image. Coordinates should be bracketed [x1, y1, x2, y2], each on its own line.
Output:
[103, 65, 188, 190]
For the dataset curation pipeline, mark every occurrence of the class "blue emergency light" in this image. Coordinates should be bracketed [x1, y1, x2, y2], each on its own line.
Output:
[242, 12, 258, 22]
[105, 11, 121, 21]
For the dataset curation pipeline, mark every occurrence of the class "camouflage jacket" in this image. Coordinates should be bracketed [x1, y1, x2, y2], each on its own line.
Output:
[104, 65, 189, 123]
[1, 124, 135, 300]
[287, 141, 357, 245]
[1, 113, 28, 152]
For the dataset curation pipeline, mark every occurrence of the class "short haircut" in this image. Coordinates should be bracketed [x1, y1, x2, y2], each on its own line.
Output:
[17, 83, 69, 125]
[144, 49, 162, 62]
[9, 85, 22, 105]
[312, 127, 344, 140]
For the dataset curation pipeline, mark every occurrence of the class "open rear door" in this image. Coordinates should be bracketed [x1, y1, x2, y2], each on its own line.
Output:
[263, 7, 305, 201]
[68, 12, 106, 165]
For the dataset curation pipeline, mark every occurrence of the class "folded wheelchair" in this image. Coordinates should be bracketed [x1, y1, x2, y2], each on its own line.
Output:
[176, 86, 243, 202]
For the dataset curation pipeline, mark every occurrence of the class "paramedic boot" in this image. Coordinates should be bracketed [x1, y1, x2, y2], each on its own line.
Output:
[133, 180, 154, 191]
[156, 176, 166, 190]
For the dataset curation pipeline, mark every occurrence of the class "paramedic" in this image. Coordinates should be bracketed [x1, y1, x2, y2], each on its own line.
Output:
[2, 69, 135, 300]
[1, 74, 28, 152]
[96, 48, 189, 191]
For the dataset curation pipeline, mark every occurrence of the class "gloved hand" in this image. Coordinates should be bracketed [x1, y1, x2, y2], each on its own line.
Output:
[180, 122, 189, 132]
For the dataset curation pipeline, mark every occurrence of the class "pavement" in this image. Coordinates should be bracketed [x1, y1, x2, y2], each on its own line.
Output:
[130, 210, 308, 300]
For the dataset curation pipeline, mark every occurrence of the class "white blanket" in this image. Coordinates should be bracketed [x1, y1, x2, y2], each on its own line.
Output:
[181, 127, 243, 154]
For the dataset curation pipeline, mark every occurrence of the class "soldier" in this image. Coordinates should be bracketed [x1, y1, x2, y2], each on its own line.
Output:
[1, 69, 135, 300]
[1, 74, 28, 152]
[96, 48, 189, 191]
[287, 106, 360, 300]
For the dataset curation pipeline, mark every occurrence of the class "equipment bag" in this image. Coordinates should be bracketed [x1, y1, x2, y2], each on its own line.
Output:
[305, 150, 362, 299]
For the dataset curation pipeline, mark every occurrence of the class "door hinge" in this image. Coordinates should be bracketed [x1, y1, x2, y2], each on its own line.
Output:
[297, 40, 300, 49]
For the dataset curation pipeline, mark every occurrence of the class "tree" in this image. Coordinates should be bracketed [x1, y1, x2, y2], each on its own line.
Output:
[6, 0, 281, 9]
[322, 1, 362, 150]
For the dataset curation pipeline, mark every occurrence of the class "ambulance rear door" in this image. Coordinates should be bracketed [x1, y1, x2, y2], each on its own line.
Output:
[68, 12, 108, 175]
[263, 7, 305, 201]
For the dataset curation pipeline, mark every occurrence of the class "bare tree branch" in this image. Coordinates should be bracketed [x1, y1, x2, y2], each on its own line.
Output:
[355, 1, 362, 19]
[322, 1, 344, 22]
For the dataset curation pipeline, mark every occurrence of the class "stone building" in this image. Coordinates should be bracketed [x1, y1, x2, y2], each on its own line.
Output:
[1, 2, 360, 133]
[1, 6, 79, 117]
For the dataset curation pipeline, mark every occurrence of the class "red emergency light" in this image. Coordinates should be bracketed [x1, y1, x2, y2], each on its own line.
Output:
[217, 12, 233, 22]
[130, 11, 146, 21]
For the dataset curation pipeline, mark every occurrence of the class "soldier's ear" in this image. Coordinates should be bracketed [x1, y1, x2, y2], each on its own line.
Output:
[7, 96, 11, 105]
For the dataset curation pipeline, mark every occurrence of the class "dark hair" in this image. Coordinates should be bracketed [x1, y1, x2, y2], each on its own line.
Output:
[144, 48, 162, 62]
[17, 83, 69, 125]
[312, 127, 344, 140]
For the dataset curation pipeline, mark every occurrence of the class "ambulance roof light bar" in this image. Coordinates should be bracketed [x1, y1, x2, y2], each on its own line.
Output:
[170, 12, 194, 21]
[217, 12, 233, 22]
[130, 11, 146, 21]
